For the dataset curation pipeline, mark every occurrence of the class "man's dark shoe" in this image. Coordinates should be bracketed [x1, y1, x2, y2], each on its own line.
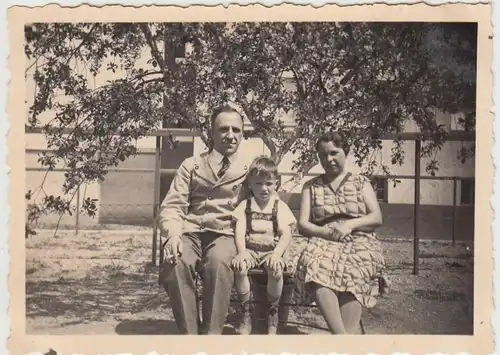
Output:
[267, 304, 279, 335]
[236, 300, 252, 335]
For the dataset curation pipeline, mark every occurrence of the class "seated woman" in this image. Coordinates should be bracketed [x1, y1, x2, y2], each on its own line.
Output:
[293, 131, 388, 334]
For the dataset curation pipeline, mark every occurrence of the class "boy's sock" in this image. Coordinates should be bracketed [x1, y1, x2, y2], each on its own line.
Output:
[267, 302, 279, 335]
[267, 293, 280, 306]
[267, 291, 281, 335]
[236, 291, 252, 335]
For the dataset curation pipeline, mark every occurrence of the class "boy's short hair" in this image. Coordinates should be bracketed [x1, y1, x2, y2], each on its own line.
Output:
[246, 155, 280, 181]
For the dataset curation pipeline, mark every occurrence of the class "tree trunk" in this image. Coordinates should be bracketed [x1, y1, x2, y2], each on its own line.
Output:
[160, 28, 195, 202]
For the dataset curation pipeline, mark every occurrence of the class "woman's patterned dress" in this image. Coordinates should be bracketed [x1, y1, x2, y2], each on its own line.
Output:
[293, 173, 386, 308]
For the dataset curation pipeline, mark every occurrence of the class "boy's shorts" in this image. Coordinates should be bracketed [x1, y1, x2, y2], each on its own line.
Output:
[246, 249, 289, 275]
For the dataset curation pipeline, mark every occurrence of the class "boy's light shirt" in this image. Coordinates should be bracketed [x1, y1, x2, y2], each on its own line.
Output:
[231, 194, 297, 236]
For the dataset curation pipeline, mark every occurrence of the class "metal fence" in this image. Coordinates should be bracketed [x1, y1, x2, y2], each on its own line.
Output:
[27, 160, 475, 243]
[26, 152, 160, 232]
[26, 128, 475, 275]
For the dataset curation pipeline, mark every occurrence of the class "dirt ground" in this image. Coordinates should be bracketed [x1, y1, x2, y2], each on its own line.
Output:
[25, 229, 474, 335]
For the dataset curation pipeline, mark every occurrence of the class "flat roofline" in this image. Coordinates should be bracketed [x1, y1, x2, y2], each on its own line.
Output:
[25, 125, 475, 142]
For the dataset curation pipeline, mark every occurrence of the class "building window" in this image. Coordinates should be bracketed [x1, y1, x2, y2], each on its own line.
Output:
[175, 40, 186, 58]
[450, 112, 466, 131]
[460, 179, 475, 205]
[371, 177, 388, 203]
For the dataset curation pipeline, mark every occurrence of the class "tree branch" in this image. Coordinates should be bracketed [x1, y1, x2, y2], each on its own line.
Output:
[237, 96, 277, 159]
[290, 67, 305, 99]
[135, 77, 163, 88]
[276, 126, 303, 164]
[131, 70, 163, 82]
[318, 72, 329, 97]
[65, 24, 99, 67]
[26, 24, 99, 74]
[140, 24, 165, 71]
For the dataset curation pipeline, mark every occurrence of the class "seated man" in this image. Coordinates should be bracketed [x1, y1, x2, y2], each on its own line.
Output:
[158, 105, 252, 335]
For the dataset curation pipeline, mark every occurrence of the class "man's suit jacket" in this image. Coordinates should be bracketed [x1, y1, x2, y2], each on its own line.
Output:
[158, 150, 251, 238]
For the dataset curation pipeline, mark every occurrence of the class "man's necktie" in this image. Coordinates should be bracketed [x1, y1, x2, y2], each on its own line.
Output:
[217, 156, 230, 179]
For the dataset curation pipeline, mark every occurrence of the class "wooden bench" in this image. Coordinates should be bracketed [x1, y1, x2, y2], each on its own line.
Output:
[159, 237, 366, 334]
[240, 268, 365, 334]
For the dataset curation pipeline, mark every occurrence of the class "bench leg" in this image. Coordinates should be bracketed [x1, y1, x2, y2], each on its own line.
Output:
[158, 235, 164, 286]
[279, 283, 294, 328]
[195, 276, 203, 331]
[250, 281, 267, 333]
[360, 318, 366, 334]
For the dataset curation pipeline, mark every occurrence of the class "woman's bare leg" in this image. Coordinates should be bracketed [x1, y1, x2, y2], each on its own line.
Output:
[338, 292, 362, 333]
[311, 283, 346, 334]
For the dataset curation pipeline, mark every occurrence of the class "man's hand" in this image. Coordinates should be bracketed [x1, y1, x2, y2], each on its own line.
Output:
[164, 235, 183, 264]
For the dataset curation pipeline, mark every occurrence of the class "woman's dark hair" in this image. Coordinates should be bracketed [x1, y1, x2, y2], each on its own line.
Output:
[315, 131, 350, 156]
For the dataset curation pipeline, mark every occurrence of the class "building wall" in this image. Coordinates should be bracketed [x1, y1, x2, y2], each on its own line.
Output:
[26, 135, 195, 229]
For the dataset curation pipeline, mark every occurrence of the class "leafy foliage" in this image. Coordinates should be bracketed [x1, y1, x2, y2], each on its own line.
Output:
[25, 22, 476, 233]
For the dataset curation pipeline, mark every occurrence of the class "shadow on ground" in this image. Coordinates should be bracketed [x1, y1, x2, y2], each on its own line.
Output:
[26, 233, 474, 335]
[115, 319, 179, 335]
[26, 262, 168, 325]
[115, 318, 307, 335]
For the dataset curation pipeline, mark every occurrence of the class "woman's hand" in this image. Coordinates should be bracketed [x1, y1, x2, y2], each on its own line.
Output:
[232, 251, 254, 271]
[329, 222, 353, 242]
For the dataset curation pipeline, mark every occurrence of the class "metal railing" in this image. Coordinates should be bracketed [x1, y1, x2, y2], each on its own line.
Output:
[25, 126, 475, 275]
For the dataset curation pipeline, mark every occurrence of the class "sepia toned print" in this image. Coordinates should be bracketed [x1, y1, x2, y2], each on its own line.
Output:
[8, 2, 493, 355]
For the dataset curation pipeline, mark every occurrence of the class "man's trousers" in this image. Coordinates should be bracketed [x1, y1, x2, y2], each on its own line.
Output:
[159, 231, 237, 334]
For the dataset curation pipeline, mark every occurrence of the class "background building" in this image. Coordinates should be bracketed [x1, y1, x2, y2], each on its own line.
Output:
[25, 108, 475, 241]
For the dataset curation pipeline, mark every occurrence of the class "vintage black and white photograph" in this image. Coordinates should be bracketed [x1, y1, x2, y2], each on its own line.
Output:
[21, 12, 485, 340]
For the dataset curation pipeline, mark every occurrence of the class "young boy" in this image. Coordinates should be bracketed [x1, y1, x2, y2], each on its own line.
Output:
[231, 155, 297, 335]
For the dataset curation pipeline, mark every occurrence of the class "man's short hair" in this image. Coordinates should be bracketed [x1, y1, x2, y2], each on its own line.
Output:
[210, 105, 243, 129]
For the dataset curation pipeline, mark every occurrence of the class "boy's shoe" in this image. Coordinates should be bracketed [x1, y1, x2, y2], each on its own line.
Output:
[236, 300, 252, 335]
[267, 304, 279, 335]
